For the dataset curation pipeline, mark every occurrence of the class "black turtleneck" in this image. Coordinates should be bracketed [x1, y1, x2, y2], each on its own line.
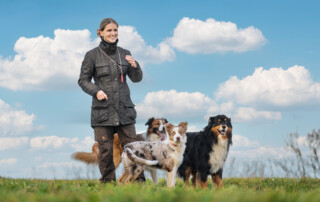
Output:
[99, 38, 118, 55]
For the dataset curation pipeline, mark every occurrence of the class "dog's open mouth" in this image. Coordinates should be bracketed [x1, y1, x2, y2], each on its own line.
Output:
[156, 131, 166, 141]
[218, 129, 226, 135]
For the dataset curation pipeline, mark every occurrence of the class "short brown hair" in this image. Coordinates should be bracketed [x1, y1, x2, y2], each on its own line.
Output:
[97, 18, 119, 37]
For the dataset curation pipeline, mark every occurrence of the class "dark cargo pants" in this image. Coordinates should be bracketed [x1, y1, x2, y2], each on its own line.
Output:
[94, 124, 145, 183]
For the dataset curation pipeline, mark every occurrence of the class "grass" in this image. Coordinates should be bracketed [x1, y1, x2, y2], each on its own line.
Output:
[1, 177, 320, 202]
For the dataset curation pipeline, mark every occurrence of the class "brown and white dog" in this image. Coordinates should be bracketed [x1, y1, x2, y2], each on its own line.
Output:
[119, 122, 188, 187]
[72, 117, 168, 183]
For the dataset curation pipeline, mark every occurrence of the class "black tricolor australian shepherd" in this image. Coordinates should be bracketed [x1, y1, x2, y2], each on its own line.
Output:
[177, 115, 232, 188]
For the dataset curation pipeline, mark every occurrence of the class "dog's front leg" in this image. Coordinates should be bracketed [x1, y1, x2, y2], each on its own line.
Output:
[149, 168, 158, 184]
[166, 170, 174, 188]
[166, 167, 177, 188]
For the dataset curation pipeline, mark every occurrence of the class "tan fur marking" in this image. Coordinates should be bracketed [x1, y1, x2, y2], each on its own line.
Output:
[148, 119, 161, 134]
[200, 180, 208, 189]
[211, 125, 221, 137]
[185, 167, 191, 186]
[212, 174, 223, 188]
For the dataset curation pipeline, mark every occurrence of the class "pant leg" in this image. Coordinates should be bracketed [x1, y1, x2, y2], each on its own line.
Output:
[94, 126, 116, 183]
[117, 124, 146, 182]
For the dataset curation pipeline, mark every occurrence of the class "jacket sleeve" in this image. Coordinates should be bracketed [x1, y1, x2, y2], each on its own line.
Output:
[78, 51, 101, 96]
[126, 50, 143, 83]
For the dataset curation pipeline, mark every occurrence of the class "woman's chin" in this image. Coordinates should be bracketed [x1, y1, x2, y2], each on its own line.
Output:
[105, 38, 118, 43]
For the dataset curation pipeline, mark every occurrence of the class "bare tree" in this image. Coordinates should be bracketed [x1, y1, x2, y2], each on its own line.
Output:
[274, 128, 320, 178]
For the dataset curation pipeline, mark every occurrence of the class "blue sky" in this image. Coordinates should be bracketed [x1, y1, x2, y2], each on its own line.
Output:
[0, 0, 320, 179]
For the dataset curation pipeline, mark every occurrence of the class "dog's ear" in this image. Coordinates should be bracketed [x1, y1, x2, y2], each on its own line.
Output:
[208, 116, 216, 124]
[145, 117, 155, 126]
[165, 123, 174, 133]
[178, 122, 188, 133]
[205, 116, 216, 131]
[162, 118, 168, 124]
[228, 118, 232, 128]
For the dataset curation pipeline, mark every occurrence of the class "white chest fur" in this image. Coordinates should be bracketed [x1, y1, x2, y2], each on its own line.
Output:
[169, 144, 186, 167]
[209, 136, 229, 174]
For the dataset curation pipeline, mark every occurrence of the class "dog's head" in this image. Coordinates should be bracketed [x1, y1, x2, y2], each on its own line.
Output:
[165, 122, 188, 146]
[145, 117, 168, 141]
[206, 115, 232, 142]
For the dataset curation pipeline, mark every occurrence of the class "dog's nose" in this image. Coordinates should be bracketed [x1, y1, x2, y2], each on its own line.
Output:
[222, 125, 226, 130]
[176, 137, 180, 141]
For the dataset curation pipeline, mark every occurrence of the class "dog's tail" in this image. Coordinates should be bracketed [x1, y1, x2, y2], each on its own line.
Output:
[124, 147, 159, 166]
[72, 143, 99, 165]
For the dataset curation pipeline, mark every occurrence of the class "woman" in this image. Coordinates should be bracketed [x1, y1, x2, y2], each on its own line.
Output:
[78, 18, 144, 183]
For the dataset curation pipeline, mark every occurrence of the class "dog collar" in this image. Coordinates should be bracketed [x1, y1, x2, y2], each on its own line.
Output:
[171, 143, 178, 147]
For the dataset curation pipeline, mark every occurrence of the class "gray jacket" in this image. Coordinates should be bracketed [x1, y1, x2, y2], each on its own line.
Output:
[78, 46, 143, 127]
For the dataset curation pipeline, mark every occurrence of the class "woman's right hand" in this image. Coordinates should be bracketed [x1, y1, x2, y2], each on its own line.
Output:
[96, 90, 108, 100]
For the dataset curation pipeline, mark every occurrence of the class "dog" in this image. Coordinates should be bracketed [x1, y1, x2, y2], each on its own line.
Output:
[177, 115, 232, 189]
[119, 122, 188, 188]
[72, 117, 168, 182]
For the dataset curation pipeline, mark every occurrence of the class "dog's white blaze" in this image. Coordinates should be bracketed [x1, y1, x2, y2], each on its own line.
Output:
[209, 135, 229, 174]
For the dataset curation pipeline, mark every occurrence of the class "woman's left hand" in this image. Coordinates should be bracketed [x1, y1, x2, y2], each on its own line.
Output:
[125, 55, 137, 68]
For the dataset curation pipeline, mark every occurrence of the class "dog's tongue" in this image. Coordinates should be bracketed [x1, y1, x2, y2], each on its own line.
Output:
[158, 132, 166, 141]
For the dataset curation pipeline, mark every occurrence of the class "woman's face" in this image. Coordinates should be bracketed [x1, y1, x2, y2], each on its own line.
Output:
[100, 23, 118, 43]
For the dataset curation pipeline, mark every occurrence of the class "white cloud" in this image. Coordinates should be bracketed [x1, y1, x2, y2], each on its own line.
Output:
[215, 65, 320, 107]
[230, 146, 292, 159]
[232, 107, 282, 122]
[0, 29, 98, 91]
[204, 101, 282, 123]
[187, 125, 201, 132]
[118, 26, 175, 65]
[0, 158, 18, 166]
[136, 89, 217, 120]
[30, 136, 78, 149]
[233, 134, 260, 148]
[37, 161, 81, 169]
[70, 136, 95, 151]
[0, 27, 174, 91]
[0, 99, 37, 136]
[168, 17, 266, 54]
[0, 137, 29, 151]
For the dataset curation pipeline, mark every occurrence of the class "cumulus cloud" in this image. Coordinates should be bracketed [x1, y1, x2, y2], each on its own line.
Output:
[230, 146, 292, 159]
[232, 107, 281, 122]
[0, 29, 97, 91]
[136, 90, 280, 123]
[118, 26, 175, 65]
[0, 99, 38, 136]
[70, 136, 95, 151]
[0, 158, 18, 166]
[232, 134, 260, 148]
[0, 134, 94, 152]
[0, 137, 29, 151]
[136, 89, 217, 120]
[204, 101, 282, 123]
[215, 65, 320, 107]
[0, 27, 174, 91]
[30, 136, 78, 149]
[37, 161, 81, 169]
[168, 17, 266, 54]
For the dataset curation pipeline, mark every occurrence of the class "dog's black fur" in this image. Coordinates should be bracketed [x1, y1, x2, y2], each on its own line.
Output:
[177, 115, 232, 186]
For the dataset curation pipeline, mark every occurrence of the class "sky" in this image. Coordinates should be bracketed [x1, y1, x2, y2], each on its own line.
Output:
[0, 0, 320, 179]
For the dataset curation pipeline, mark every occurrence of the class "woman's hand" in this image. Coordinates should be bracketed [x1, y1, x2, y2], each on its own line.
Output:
[125, 55, 137, 68]
[96, 90, 108, 100]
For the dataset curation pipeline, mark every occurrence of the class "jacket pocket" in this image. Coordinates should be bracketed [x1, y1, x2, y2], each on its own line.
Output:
[91, 106, 109, 123]
[124, 102, 136, 119]
[95, 62, 110, 77]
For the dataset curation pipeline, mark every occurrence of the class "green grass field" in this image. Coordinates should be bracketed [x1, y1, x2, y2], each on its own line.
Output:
[1, 177, 320, 202]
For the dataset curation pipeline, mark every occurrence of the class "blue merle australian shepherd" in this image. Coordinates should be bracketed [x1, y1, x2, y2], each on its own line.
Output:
[177, 115, 232, 188]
